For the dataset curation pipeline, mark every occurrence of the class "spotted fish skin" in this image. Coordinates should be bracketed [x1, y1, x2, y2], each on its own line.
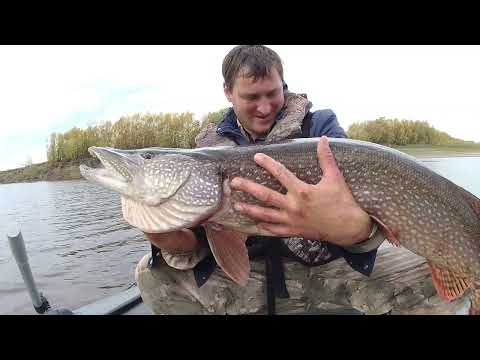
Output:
[80, 137, 480, 313]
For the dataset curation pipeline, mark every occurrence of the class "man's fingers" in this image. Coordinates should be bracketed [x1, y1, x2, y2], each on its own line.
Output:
[254, 153, 300, 190]
[233, 202, 287, 224]
[230, 177, 287, 208]
[317, 136, 341, 178]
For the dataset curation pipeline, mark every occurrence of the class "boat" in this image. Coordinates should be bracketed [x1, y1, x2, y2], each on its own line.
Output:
[6, 224, 470, 315]
[6, 223, 365, 315]
[6, 224, 152, 315]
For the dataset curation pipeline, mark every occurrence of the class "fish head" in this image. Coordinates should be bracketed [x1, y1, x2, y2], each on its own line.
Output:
[80, 146, 221, 208]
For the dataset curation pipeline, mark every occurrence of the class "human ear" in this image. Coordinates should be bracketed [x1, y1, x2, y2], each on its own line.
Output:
[223, 83, 233, 103]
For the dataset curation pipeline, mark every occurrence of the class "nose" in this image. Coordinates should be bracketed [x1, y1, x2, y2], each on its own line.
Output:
[257, 99, 272, 116]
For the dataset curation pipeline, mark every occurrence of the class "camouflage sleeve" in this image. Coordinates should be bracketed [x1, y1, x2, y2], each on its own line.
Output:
[161, 246, 211, 270]
[160, 226, 211, 270]
[342, 217, 386, 254]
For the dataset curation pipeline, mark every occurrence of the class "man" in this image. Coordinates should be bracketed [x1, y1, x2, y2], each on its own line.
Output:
[134, 45, 386, 315]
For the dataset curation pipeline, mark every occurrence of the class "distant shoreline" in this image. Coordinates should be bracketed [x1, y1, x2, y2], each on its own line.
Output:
[393, 145, 480, 158]
[2, 144, 480, 185]
[0, 158, 99, 185]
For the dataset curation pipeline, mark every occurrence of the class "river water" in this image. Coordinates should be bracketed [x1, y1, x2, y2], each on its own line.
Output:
[0, 180, 149, 314]
[1, 156, 480, 314]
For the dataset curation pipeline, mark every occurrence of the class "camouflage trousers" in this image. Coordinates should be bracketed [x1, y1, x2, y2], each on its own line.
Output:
[134, 248, 471, 315]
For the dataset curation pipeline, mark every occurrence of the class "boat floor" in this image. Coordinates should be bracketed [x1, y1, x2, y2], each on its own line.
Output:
[70, 283, 365, 315]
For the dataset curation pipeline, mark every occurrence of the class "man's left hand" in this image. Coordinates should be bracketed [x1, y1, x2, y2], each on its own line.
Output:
[230, 136, 373, 247]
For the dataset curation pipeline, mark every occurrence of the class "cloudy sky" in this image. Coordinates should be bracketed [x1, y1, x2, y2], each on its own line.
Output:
[1, 45, 479, 171]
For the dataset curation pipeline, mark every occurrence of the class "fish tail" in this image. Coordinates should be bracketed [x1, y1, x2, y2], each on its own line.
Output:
[427, 261, 469, 302]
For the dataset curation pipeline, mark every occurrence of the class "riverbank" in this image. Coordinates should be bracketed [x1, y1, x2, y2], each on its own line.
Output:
[2, 143, 480, 185]
[0, 158, 99, 184]
[393, 144, 480, 158]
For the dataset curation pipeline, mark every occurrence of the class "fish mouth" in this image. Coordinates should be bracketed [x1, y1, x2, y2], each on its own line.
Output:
[80, 146, 144, 195]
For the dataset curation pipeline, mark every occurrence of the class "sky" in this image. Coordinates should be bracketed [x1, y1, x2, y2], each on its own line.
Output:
[1, 45, 479, 171]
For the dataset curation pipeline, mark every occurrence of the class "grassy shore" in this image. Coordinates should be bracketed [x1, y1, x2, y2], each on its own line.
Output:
[0, 158, 99, 184]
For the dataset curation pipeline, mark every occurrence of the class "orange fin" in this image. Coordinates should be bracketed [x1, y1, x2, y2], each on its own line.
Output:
[428, 261, 469, 302]
[369, 214, 401, 247]
[204, 224, 250, 286]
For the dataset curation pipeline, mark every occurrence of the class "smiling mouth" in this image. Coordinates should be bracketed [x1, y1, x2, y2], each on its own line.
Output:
[255, 115, 273, 122]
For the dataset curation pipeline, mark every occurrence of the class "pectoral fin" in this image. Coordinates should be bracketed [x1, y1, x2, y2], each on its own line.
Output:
[204, 224, 250, 286]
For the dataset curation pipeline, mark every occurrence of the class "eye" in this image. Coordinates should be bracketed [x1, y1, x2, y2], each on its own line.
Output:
[267, 90, 279, 98]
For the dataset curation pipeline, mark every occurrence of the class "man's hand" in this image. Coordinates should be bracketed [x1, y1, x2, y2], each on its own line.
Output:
[230, 136, 373, 247]
[143, 229, 200, 254]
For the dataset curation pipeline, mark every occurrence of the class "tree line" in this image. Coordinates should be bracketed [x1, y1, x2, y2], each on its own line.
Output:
[47, 112, 474, 165]
[46, 109, 229, 164]
[347, 117, 473, 146]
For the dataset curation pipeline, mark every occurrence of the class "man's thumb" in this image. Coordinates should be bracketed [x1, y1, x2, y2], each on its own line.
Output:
[317, 136, 341, 177]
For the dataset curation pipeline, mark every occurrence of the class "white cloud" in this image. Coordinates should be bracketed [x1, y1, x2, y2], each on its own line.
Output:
[1, 45, 479, 170]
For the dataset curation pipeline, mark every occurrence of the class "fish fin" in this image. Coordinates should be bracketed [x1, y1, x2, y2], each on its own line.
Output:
[427, 261, 469, 302]
[204, 223, 250, 286]
[369, 214, 401, 247]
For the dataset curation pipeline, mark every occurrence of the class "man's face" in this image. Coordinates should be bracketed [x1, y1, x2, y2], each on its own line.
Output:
[224, 67, 285, 139]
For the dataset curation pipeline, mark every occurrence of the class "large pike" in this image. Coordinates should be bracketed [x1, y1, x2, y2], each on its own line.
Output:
[80, 138, 480, 314]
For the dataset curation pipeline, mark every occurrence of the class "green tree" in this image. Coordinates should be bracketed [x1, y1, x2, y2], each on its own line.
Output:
[45, 107, 232, 166]
[347, 117, 468, 146]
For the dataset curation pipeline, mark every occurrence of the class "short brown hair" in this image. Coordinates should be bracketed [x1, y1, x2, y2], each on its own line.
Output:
[222, 45, 284, 91]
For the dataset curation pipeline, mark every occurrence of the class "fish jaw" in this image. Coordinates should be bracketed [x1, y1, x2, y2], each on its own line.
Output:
[80, 146, 145, 199]
[88, 146, 143, 183]
[80, 164, 131, 195]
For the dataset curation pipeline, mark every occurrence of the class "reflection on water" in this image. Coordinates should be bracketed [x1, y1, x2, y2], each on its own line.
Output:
[1, 156, 480, 314]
